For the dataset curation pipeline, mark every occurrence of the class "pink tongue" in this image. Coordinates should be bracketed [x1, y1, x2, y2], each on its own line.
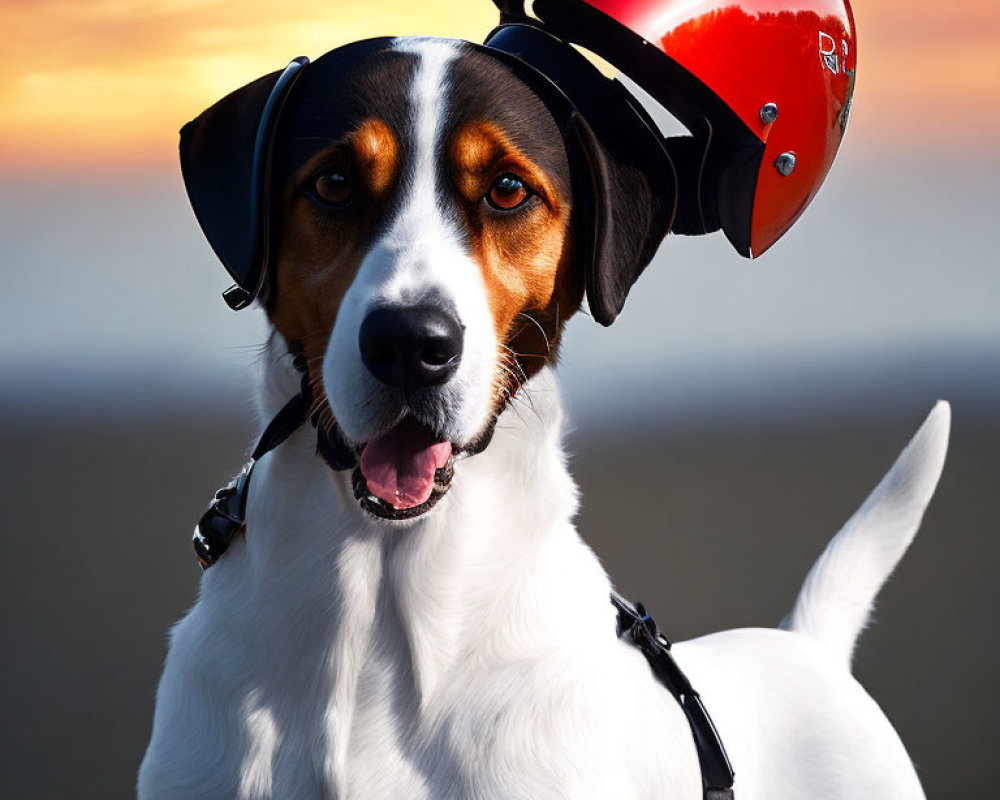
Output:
[359, 417, 453, 510]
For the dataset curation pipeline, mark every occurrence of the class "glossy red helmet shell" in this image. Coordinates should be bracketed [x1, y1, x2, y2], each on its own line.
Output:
[499, 0, 857, 257]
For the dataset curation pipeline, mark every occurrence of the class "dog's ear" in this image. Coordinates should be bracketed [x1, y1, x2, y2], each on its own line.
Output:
[481, 25, 675, 326]
[569, 107, 675, 327]
[180, 58, 307, 310]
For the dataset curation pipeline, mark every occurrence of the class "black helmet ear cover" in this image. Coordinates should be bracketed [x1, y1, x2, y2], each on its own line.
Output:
[569, 93, 676, 326]
[483, 24, 676, 326]
[179, 57, 308, 310]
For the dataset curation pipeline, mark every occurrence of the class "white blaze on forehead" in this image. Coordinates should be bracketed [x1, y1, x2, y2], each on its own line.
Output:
[392, 37, 459, 200]
[324, 38, 499, 447]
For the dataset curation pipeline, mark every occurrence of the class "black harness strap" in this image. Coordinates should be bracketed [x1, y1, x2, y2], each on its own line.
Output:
[611, 590, 735, 800]
[193, 360, 356, 569]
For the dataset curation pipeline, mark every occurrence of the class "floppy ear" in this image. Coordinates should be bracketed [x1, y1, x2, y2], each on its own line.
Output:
[179, 58, 307, 310]
[570, 108, 675, 326]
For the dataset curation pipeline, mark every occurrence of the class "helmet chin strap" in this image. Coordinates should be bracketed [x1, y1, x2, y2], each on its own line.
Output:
[192, 355, 356, 570]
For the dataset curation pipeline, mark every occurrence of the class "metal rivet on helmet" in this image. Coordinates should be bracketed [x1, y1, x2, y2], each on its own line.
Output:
[514, 0, 857, 258]
[774, 152, 797, 177]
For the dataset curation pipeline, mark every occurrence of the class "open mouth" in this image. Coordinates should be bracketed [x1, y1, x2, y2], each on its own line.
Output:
[350, 414, 496, 521]
[352, 416, 455, 521]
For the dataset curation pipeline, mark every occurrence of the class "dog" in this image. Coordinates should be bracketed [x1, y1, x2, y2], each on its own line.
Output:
[139, 37, 947, 799]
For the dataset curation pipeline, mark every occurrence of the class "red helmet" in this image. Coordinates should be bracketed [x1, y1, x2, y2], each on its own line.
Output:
[181, 1, 856, 322]
[488, 0, 857, 258]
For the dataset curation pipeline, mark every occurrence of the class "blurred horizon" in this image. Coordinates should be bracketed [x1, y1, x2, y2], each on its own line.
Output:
[3, 147, 997, 427]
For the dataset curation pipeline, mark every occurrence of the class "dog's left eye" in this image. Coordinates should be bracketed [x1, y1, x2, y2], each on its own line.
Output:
[311, 171, 353, 208]
[486, 173, 531, 211]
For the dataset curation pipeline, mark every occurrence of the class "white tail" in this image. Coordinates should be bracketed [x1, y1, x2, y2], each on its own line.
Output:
[784, 401, 951, 667]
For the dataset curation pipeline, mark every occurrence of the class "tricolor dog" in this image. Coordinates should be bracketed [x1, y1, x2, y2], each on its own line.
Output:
[139, 10, 943, 800]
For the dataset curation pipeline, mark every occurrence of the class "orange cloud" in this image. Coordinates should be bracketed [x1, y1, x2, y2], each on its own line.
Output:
[0, 0, 496, 171]
[848, 0, 1000, 150]
[0, 0, 997, 172]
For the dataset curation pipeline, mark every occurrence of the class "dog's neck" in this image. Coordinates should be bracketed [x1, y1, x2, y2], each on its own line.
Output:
[234, 338, 609, 711]
[144, 338, 702, 799]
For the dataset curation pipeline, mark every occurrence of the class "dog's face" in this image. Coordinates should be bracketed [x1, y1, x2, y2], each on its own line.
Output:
[269, 40, 583, 519]
[181, 35, 671, 522]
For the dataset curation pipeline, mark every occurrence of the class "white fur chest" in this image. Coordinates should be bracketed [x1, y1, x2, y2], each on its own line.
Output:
[139, 362, 944, 800]
[138, 372, 700, 800]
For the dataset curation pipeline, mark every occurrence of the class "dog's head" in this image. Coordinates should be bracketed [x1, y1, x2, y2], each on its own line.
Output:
[180, 36, 673, 521]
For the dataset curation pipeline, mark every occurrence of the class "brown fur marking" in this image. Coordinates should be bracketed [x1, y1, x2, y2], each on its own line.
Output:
[269, 119, 401, 412]
[448, 121, 582, 393]
[270, 119, 401, 358]
[353, 119, 400, 199]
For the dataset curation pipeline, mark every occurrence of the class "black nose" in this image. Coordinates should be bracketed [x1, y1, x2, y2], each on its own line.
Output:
[359, 306, 463, 392]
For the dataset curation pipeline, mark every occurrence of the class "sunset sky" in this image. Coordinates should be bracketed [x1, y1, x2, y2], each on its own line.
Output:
[1, 0, 998, 172]
[2, 0, 998, 395]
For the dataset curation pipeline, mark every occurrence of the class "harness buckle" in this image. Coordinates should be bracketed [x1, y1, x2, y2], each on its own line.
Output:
[193, 464, 253, 570]
[610, 591, 736, 799]
[631, 601, 672, 651]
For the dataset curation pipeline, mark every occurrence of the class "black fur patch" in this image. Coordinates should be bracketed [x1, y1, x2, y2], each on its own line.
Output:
[443, 43, 572, 211]
[272, 42, 418, 190]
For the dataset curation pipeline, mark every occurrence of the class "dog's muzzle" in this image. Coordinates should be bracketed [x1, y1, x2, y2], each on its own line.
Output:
[347, 305, 468, 516]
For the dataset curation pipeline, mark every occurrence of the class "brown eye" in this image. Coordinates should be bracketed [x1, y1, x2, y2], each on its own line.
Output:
[313, 171, 352, 207]
[487, 173, 530, 211]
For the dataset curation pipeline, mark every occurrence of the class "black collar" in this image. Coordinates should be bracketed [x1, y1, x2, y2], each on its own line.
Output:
[192, 356, 496, 563]
[192, 357, 356, 569]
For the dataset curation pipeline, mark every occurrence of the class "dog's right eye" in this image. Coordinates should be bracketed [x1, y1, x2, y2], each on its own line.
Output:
[486, 173, 531, 211]
[311, 171, 353, 208]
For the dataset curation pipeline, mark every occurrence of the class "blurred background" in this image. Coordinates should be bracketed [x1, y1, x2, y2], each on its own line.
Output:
[1, 1, 997, 797]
